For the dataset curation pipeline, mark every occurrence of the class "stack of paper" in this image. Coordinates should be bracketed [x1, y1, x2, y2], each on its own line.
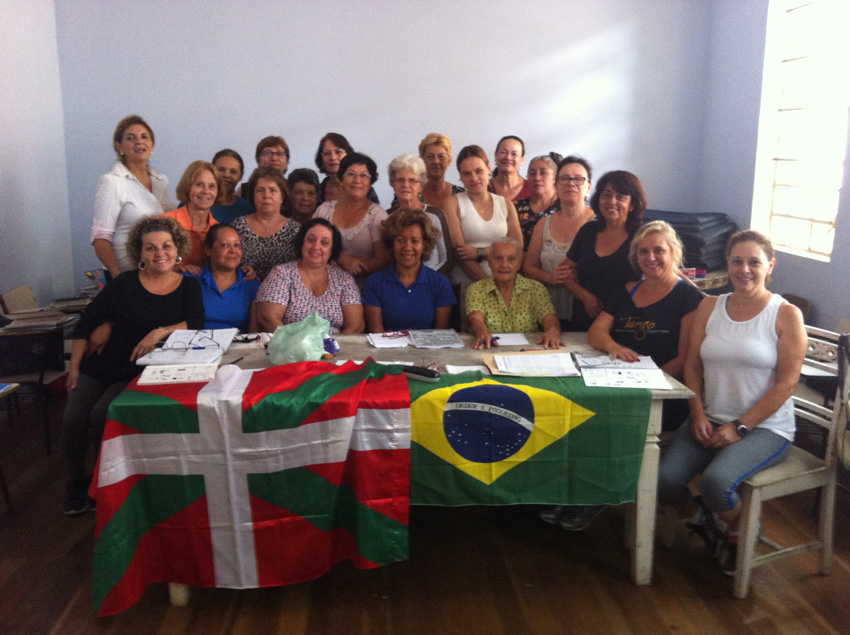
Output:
[488, 351, 580, 377]
[574, 354, 672, 390]
[136, 328, 239, 366]
[366, 333, 413, 348]
[408, 329, 464, 349]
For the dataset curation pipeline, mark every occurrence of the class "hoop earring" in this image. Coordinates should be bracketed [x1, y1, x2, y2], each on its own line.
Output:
[138, 261, 146, 270]
[175, 256, 183, 265]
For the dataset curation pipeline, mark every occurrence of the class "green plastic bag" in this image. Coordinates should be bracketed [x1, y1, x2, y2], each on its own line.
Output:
[267, 312, 330, 365]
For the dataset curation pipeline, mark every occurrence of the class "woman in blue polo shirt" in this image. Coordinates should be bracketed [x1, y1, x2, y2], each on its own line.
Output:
[190, 224, 261, 332]
[362, 209, 456, 332]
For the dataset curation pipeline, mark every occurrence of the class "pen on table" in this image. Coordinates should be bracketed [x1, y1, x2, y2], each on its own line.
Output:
[230, 356, 244, 365]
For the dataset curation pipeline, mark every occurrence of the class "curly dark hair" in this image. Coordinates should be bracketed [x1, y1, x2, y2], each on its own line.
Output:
[381, 209, 440, 260]
[589, 170, 647, 233]
[125, 215, 191, 264]
[337, 152, 378, 185]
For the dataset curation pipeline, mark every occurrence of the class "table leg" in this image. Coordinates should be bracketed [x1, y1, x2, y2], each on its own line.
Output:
[169, 582, 190, 606]
[630, 399, 662, 586]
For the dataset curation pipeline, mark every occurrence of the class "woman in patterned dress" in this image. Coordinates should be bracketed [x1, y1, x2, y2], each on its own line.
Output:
[313, 152, 390, 282]
[232, 167, 300, 280]
[255, 218, 364, 334]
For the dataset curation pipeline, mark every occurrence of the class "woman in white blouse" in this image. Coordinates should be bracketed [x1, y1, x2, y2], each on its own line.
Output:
[91, 115, 174, 278]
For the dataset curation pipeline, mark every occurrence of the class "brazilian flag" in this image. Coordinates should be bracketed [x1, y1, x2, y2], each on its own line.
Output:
[409, 372, 651, 506]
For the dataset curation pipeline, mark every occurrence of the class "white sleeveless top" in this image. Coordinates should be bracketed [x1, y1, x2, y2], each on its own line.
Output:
[539, 215, 574, 320]
[701, 293, 794, 441]
[450, 192, 508, 285]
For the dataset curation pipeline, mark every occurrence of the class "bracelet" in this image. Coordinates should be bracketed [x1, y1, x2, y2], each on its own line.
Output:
[161, 327, 171, 337]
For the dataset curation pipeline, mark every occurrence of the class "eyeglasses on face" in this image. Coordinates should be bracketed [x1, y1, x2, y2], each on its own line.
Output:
[260, 151, 287, 158]
[557, 176, 588, 185]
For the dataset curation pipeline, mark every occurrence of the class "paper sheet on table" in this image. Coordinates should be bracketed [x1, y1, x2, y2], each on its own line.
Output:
[407, 329, 464, 348]
[445, 364, 491, 375]
[137, 363, 219, 385]
[483, 350, 580, 377]
[574, 354, 660, 370]
[136, 328, 238, 365]
[581, 368, 672, 390]
[367, 333, 413, 348]
[491, 333, 529, 346]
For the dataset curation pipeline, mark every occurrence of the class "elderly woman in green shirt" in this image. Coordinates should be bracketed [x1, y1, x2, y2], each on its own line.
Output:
[466, 237, 563, 350]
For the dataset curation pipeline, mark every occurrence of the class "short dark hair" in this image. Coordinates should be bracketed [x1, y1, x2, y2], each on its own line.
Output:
[246, 166, 290, 212]
[314, 132, 354, 173]
[557, 155, 593, 184]
[455, 145, 490, 172]
[294, 217, 343, 262]
[287, 167, 320, 190]
[338, 152, 378, 185]
[203, 223, 237, 249]
[381, 208, 440, 259]
[212, 148, 245, 177]
[725, 229, 775, 262]
[589, 170, 647, 233]
[495, 135, 525, 157]
[113, 115, 154, 162]
[255, 135, 289, 161]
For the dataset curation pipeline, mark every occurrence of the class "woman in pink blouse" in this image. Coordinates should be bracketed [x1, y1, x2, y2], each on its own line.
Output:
[254, 218, 364, 334]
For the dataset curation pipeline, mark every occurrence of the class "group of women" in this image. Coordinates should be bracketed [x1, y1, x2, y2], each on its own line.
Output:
[66, 114, 809, 582]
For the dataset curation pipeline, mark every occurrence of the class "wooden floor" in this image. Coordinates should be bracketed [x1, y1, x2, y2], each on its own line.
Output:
[2, 392, 850, 635]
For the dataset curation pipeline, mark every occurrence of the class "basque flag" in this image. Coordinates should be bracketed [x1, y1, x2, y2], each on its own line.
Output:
[92, 360, 411, 616]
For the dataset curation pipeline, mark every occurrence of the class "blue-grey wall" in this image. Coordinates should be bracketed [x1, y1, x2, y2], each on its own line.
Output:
[1, 1, 846, 327]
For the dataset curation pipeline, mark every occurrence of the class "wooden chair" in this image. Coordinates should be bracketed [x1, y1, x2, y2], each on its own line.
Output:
[733, 327, 849, 598]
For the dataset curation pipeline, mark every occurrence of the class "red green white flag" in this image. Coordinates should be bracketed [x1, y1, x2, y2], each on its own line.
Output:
[92, 360, 411, 616]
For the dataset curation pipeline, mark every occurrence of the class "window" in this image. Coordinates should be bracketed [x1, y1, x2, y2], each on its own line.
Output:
[751, 0, 850, 261]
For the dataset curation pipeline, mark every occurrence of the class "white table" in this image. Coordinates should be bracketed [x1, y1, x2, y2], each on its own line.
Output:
[218, 331, 691, 587]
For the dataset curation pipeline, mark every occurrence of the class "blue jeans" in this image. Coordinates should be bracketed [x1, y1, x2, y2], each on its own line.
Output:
[658, 418, 791, 512]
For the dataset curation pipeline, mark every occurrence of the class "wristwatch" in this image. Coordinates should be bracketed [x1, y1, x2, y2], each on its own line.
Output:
[476, 247, 486, 262]
[734, 419, 748, 438]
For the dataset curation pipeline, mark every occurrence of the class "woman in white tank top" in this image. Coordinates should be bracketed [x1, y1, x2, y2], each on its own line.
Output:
[443, 145, 522, 286]
[658, 230, 807, 575]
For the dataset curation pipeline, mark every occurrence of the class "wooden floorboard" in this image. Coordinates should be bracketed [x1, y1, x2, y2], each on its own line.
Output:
[2, 395, 850, 634]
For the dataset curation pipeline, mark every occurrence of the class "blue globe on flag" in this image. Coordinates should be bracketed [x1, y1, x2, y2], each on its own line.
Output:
[443, 384, 535, 463]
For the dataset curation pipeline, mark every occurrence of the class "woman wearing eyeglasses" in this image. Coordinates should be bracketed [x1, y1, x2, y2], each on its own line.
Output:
[488, 135, 533, 203]
[314, 132, 380, 206]
[523, 156, 595, 329]
[238, 135, 290, 206]
[313, 152, 390, 280]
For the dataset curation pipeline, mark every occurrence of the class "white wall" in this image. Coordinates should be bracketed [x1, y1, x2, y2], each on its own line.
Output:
[4, 1, 844, 327]
[697, 0, 850, 329]
[54, 0, 712, 284]
[0, 0, 74, 304]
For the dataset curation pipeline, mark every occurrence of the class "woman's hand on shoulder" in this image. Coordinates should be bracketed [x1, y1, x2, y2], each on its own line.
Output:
[339, 253, 368, 275]
[241, 264, 258, 281]
[178, 264, 203, 276]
